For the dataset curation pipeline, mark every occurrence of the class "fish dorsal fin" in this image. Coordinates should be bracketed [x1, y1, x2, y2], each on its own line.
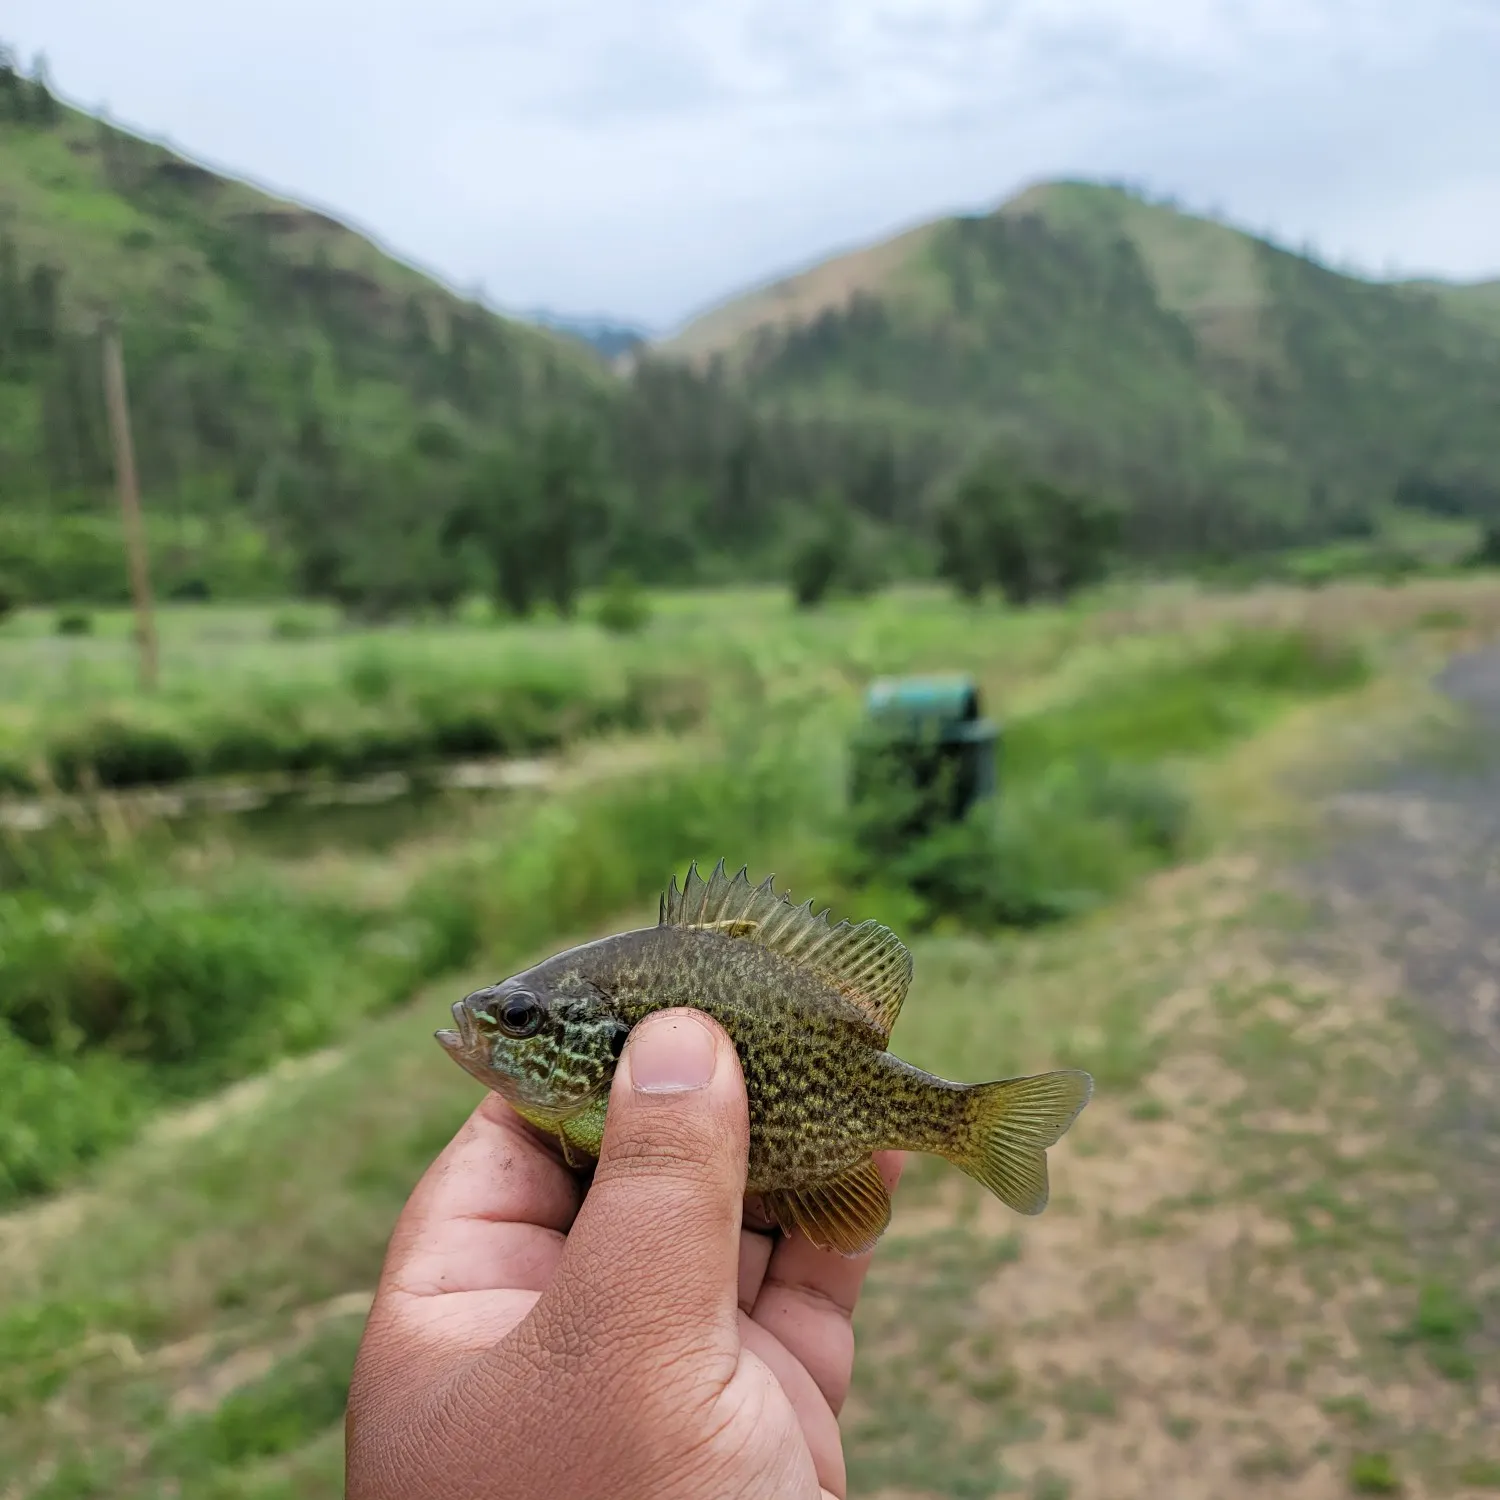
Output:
[762, 1157, 893, 1257]
[659, 859, 913, 1041]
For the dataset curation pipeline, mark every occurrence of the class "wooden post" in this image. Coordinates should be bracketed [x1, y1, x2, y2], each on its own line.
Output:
[101, 319, 159, 692]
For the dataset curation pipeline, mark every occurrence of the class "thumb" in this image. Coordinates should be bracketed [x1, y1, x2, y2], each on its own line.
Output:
[530, 1009, 749, 1373]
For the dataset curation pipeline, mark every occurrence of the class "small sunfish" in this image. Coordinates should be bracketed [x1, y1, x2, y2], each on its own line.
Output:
[436, 859, 1093, 1256]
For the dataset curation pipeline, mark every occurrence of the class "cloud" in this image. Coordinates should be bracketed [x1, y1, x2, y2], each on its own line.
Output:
[7, 0, 1500, 328]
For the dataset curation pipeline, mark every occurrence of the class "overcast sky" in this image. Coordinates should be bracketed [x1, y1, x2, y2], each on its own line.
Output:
[7, 1, 1499, 332]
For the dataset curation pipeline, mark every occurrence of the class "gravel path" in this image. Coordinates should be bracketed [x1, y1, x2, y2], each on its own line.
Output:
[1291, 643, 1500, 1286]
[1310, 647, 1500, 1064]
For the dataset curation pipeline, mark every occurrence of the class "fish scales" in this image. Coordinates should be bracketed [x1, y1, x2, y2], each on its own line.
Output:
[567, 924, 964, 1191]
[436, 859, 1093, 1257]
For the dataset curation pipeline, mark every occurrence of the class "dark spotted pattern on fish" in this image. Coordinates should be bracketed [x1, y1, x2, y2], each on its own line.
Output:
[436, 861, 1092, 1255]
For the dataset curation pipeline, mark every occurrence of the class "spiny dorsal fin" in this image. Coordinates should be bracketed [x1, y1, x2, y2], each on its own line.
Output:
[658, 859, 913, 1041]
[762, 1157, 893, 1257]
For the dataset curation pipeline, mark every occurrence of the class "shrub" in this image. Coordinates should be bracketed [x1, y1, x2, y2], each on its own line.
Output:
[167, 575, 212, 602]
[1348, 1453, 1400, 1495]
[0, 1027, 153, 1200]
[789, 532, 840, 609]
[0, 874, 347, 1073]
[47, 717, 198, 791]
[841, 754, 1191, 931]
[55, 609, 92, 636]
[936, 461, 1121, 605]
[270, 608, 321, 640]
[343, 643, 397, 704]
[594, 570, 652, 634]
[1467, 523, 1500, 570]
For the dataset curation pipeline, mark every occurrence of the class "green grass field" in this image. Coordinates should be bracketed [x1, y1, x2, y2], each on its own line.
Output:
[4, 576, 1500, 1499]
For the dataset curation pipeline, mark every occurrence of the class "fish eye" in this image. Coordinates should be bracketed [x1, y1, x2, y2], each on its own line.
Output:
[494, 991, 544, 1038]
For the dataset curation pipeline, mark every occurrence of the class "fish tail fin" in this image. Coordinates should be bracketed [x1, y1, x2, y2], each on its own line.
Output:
[946, 1069, 1094, 1215]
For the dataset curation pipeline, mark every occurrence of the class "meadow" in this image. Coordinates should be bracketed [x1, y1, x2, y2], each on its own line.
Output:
[3, 575, 1500, 1499]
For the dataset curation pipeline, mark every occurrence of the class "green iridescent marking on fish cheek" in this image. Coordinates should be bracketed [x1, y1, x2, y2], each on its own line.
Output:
[485, 998, 620, 1114]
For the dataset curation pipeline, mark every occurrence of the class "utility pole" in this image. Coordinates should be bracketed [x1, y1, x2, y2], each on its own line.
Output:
[101, 319, 159, 692]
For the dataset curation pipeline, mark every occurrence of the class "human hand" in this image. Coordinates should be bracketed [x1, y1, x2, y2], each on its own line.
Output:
[345, 1007, 903, 1500]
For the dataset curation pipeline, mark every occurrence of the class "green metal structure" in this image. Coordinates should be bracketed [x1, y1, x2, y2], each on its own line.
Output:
[849, 674, 1000, 833]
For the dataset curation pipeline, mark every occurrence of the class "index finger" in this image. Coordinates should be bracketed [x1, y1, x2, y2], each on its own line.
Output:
[376, 1091, 583, 1300]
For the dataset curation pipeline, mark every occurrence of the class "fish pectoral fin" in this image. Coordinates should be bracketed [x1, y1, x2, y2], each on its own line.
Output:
[763, 1157, 892, 1259]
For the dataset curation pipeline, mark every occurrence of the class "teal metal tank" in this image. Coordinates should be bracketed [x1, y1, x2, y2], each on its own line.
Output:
[849, 674, 999, 833]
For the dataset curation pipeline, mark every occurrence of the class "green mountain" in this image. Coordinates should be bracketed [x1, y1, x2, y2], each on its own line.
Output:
[4, 47, 1498, 606]
[658, 181, 1500, 554]
[1405, 278, 1500, 340]
[0, 62, 612, 603]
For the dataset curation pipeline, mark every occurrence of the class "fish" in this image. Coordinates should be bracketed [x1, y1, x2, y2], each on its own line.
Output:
[436, 859, 1093, 1257]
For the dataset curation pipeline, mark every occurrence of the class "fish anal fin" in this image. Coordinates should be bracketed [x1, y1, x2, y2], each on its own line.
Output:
[658, 860, 913, 1041]
[762, 1157, 893, 1258]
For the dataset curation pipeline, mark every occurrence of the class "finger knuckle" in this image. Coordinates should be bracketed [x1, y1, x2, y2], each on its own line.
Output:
[602, 1122, 725, 1181]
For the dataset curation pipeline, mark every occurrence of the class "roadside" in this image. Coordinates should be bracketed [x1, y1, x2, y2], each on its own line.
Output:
[852, 642, 1500, 1500]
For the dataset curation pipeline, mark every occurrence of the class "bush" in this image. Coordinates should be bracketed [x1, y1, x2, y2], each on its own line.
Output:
[1348, 1453, 1401, 1495]
[55, 609, 92, 637]
[789, 532, 840, 609]
[1467, 523, 1500, 570]
[414, 717, 829, 966]
[0, 575, 19, 622]
[838, 626, 1364, 933]
[0, 874, 349, 1073]
[936, 462, 1121, 605]
[0, 1028, 153, 1200]
[594, 570, 652, 634]
[167, 575, 212, 602]
[0, 511, 287, 605]
[270, 608, 321, 640]
[343, 643, 397, 704]
[47, 717, 198, 791]
[20, 654, 710, 793]
[842, 753, 1191, 931]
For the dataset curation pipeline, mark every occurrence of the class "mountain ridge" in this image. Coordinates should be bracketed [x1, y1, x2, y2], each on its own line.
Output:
[643, 178, 1500, 553]
[657, 179, 1499, 364]
[4, 48, 1499, 610]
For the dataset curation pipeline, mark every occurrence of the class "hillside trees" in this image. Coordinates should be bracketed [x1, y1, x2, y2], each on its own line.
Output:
[936, 455, 1121, 605]
[0, 46, 58, 125]
[447, 415, 609, 618]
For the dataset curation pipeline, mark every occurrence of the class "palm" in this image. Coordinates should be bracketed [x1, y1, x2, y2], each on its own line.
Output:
[367, 1093, 900, 1499]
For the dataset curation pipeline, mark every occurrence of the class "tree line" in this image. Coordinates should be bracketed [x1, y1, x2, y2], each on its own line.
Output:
[5, 44, 1500, 621]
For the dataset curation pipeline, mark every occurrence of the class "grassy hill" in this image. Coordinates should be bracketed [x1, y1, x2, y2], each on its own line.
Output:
[0, 64, 612, 602]
[1407, 278, 1500, 340]
[658, 181, 1500, 552]
[5, 50, 1498, 604]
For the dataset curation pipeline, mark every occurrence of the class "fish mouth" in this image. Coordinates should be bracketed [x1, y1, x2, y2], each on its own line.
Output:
[435, 998, 474, 1057]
